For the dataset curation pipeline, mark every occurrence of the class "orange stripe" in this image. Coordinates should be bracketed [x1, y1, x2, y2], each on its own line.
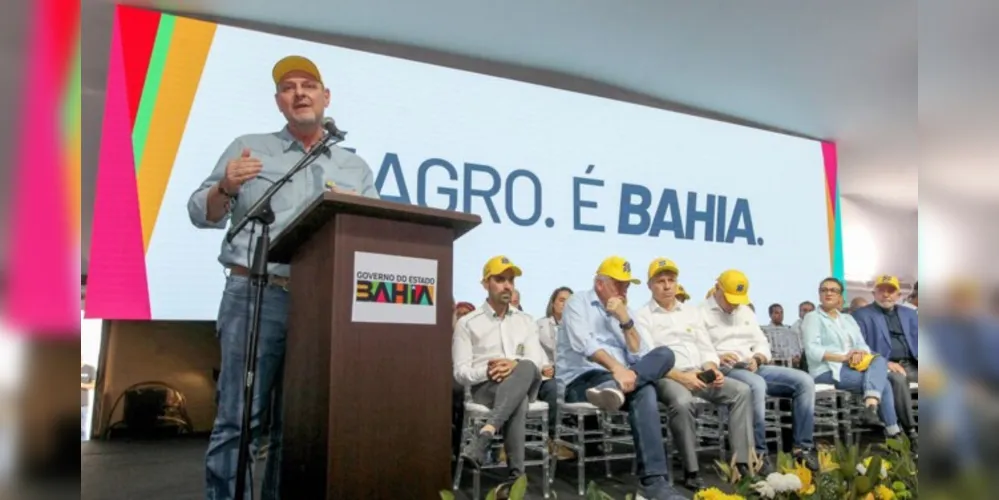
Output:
[137, 17, 216, 250]
[67, 131, 82, 241]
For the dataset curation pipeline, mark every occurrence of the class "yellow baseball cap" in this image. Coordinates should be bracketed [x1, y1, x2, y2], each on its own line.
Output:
[647, 257, 679, 280]
[677, 284, 690, 300]
[596, 256, 640, 284]
[873, 275, 900, 291]
[717, 269, 751, 305]
[272, 55, 323, 84]
[482, 255, 522, 280]
[705, 285, 717, 299]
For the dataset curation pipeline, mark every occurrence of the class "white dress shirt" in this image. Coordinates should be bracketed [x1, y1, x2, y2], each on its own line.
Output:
[635, 299, 719, 371]
[535, 316, 559, 364]
[452, 302, 547, 386]
[699, 299, 772, 362]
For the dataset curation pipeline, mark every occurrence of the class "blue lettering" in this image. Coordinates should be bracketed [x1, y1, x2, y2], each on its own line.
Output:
[618, 183, 651, 235]
[572, 165, 604, 232]
[463, 163, 501, 223]
[725, 198, 758, 244]
[715, 195, 727, 242]
[417, 158, 458, 210]
[374, 153, 411, 205]
[684, 192, 715, 241]
[504, 169, 542, 226]
[648, 188, 684, 239]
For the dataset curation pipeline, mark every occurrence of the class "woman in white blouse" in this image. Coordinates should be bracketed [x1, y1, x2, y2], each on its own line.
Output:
[802, 277, 903, 437]
[535, 286, 575, 460]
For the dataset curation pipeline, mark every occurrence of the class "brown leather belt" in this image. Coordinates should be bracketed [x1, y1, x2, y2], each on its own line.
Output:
[228, 266, 291, 289]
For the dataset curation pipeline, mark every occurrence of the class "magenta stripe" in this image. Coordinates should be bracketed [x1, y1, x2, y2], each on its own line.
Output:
[4, 0, 79, 334]
[821, 142, 838, 213]
[83, 12, 151, 320]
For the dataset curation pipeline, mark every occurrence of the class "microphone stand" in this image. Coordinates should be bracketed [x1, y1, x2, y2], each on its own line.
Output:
[229, 129, 344, 500]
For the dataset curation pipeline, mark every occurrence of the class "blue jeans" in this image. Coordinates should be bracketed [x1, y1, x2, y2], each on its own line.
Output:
[205, 276, 289, 500]
[564, 346, 675, 481]
[814, 356, 900, 435]
[726, 365, 815, 454]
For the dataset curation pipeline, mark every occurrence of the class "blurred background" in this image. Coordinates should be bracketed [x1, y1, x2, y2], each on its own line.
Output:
[0, 0, 995, 498]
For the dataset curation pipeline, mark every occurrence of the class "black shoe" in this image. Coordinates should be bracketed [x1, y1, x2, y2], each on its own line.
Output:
[907, 432, 919, 458]
[757, 454, 774, 476]
[460, 431, 493, 469]
[736, 463, 755, 480]
[793, 449, 819, 471]
[682, 471, 705, 490]
[859, 405, 885, 428]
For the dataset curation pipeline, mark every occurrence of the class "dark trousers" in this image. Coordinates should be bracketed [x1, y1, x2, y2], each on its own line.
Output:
[538, 379, 559, 436]
[564, 346, 676, 480]
[887, 359, 919, 433]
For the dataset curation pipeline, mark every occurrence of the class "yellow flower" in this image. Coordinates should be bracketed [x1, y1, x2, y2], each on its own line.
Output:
[693, 487, 745, 500]
[862, 456, 892, 477]
[818, 449, 839, 473]
[861, 494, 875, 500]
[874, 484, 896, 499]
[790, 463, 816, 495]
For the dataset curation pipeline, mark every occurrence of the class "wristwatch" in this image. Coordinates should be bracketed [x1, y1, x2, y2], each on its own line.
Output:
[216, 183, 234, 198]
[619, 319, 634, 331]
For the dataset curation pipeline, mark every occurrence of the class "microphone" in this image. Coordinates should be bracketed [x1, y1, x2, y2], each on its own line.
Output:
[323, 117, 346, 141]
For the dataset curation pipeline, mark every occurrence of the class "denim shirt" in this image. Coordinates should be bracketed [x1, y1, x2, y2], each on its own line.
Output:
[187, 128, 379, 277]
[801, 308, 871, 381]
[555, 289, 651, 388]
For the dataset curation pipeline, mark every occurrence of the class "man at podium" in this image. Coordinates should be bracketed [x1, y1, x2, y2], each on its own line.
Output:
[186, 54, 378, 500]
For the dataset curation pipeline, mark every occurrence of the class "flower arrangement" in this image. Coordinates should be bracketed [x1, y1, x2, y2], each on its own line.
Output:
[698, 434, 917, 499]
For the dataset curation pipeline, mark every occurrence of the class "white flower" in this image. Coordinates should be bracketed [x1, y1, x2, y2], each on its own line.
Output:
[765, 472, 803, 492]
[856, 462, 889, 478]
[752, 480, 776, 499]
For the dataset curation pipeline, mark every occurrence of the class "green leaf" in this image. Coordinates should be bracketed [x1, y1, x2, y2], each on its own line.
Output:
[625, 495, 635, 500]
[864, 456, 883, 488]
[486, 485, 499, 500]
[439, 491, 456, 500]
[855, 475, 872, 494]
[509, 475, 528, 500]
[892, 480, 907, 491]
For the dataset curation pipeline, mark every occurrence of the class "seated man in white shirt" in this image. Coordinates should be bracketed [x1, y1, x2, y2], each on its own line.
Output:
[701, 270, 819, 472]
[635, 258, 755, 488]
[452, 256, 548, 478]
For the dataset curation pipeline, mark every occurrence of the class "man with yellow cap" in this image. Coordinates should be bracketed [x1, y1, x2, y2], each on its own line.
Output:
[452, 256, 548, 479]
[635, 258, 755, 488]
[852, 275, 920, 448]
[556, 256, 685, 499]
[701, 270, 818, 472]
[191, 55, 379, 499]
[676, 284, 690, 303]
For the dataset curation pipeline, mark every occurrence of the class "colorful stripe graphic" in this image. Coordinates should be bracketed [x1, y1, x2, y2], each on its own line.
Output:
[5, 0, 80, 334]
[821, 142, 845, 281]
[85, 6, 217, 319]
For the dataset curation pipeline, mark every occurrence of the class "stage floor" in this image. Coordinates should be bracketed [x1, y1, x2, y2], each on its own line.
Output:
[81, 437, 729, 499]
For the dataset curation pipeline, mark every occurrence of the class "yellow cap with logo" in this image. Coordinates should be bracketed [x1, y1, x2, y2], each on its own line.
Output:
[677, 284, 690, 300]
[873, 275, 900, 291]
[272, 55, 323, 84]
[482, 255, 522, 280]
[717, 269, 751, 305]
[596, 256, 641, 284]
[647, 257, 679, 280]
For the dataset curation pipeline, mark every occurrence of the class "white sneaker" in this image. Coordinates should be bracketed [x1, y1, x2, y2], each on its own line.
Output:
[585, 387, 625, 411]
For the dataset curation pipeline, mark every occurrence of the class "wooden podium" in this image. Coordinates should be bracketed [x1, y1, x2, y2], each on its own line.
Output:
[269, 191, 480, 499]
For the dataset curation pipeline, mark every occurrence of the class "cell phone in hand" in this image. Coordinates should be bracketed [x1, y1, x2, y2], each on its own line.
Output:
[732, 362, 749, 370]
[696, 370, 717, 384]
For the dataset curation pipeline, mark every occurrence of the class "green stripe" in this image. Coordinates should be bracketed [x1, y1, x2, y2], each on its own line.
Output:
[62, 37, 81, 138]
[832, 183, 846, 287]
[132, 14, 176, 171]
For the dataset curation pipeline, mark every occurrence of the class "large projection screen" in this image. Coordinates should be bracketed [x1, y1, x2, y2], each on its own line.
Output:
[85, 7, 843, 321]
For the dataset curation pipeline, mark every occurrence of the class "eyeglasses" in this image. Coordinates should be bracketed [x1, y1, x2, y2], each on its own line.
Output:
[819, 287, 842, 295]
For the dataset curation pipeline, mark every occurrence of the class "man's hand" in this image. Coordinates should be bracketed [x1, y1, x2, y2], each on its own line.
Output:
[846, 350, 865, 365]
[792, 355, 801, 367]
[719, 353, 740, 366]
[887, 361, 907, 376]
[605, 296, 630, 323]
[612, 367, 638, 393]
[331, 186, 358, 195]
[710, 368, 725, 387]
[672, 370, 707, 392]
[488, 359, 516, 382]
[222, 148, 263, 193]
[746, 357, 759, 372]
[541, 365, 555, 378]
